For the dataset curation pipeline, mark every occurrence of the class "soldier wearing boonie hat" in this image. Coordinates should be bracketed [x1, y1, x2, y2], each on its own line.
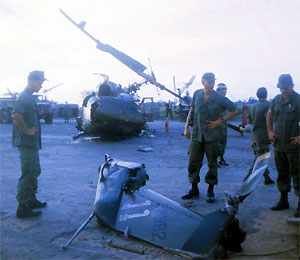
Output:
[267, 74, 300, 217]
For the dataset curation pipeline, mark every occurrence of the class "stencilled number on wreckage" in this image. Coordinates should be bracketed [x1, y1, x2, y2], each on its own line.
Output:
[151, 208, 168, 241]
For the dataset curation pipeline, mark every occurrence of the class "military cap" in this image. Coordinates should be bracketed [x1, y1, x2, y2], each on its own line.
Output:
[202, 72, 216, 83]
[28, 71, 47, 81]
[277, 74, 293, 89]
[216, 83, 227, 91]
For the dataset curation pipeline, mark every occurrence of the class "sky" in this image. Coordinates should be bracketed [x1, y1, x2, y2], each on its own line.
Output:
[1, 0, 299, 104]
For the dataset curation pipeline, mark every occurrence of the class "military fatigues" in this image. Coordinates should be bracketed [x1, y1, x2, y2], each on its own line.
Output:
[219, 111, 227, 157]
[12, 88, 41, 205]
[188, 90, 236, 185]
[270, 91, 300, 196]
[247, 100, 271, 178]
[64, 104, 70, 123]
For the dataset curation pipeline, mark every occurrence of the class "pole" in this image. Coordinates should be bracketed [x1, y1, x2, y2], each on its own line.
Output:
[63, 212, 95, 250]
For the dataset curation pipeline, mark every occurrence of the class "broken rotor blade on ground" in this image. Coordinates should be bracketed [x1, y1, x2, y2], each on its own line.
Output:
[238, 152, 271, 200]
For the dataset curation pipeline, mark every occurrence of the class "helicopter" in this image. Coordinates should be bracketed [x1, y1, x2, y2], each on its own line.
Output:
[60, 9, 185, 137]
[62, 151, 271, 259]
[76, 73, 147, 136]
[173, 75, 196, 121]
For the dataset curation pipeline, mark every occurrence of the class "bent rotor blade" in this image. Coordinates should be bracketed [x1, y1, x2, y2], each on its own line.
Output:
[60, 9, 182, 100]
[60, 9, 147, 75]
[185, 75, 196, 87]
[180, 75, 196, 93]
[237, 152, 271, 200]
[43, 83, 63, 93]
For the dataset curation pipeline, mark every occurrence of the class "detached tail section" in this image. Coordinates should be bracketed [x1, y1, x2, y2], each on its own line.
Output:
[94, 156, 238, 258]
[63, 152, 270, 257]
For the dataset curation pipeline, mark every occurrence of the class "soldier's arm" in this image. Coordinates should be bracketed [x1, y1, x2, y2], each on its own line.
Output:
[184, 106, 193, 139]
[222, 109, 238, 122]
[266, 109, 275, 142]
[206, 108, 238, 129]
[290, 136, 300, 145]
[12, 113, 37, 136]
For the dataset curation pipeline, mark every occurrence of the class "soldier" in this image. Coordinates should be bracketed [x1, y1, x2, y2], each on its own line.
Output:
[247, 87, 274, 184]
[64, 101, 70, 123]
[182, 72, 238, 202]
[266, 74, 300, 217]
[164, 100, 173, 119]
[12, 71, 47, 218]
[216, 83, 229, 166]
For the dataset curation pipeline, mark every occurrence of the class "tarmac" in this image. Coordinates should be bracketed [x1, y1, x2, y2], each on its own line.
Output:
[0, 119, 299, 259]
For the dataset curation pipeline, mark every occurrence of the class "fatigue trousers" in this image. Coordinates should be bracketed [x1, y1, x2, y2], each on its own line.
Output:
[274, 150, 300, 197]
[188, 139, 219, 185]
[218, 127, 227, 157]
[248, 143, 270, 177]
[17, 147, 41, 204]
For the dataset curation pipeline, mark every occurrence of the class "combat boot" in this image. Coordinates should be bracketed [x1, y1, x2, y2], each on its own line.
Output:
[206, 184, 216, 203]
[270, 192, 289, 211]
[294, 201, 300, 218]
[28, 199, 47, 209]
[264, 175, 274, 185]
[16, 203, 42, 218]
[219, 156, 229, 166]
[181, 183, 199, 200]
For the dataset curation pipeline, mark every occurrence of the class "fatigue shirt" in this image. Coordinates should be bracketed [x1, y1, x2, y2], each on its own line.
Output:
[220, 111, 228, 130]
[191, 89, 236, 142]
[12, 88, 41, 149]
[270, 90, 300, 152]
[248, 99, 270, 148]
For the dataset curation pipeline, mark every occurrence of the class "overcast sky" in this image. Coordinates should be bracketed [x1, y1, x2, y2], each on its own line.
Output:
[1, 0, 299, 104]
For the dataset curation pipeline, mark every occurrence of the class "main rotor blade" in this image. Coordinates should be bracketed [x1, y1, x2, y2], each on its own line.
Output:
[237, 152, 271, 200]
[60, 9, 147, 75]
[43, 83, 63, 93]
[60, 9, 182, 100]
[180, 75, 196, 93]
[186, 75, 196, 87]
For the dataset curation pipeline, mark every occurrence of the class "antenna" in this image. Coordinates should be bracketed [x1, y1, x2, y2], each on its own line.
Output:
[148, 58, 159, 95]
[173, 76, 177, 103]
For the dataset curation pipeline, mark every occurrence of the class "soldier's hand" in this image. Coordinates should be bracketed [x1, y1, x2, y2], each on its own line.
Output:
[206, 119, 221, 129]
[184, 127, 191, 139]
[25, 127, 38, 136]
[290, 136, 300, 146]
[268, 130, 276, 142]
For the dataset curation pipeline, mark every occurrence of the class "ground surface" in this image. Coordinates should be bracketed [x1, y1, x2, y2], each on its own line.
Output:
[0, 119, 299, 259]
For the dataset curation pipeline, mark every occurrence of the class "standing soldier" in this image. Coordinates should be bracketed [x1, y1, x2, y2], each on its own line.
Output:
[247, 87, 274, 184]
[267, 74, 300, 217]
[12, 71, 47, 218]
[216, 83, 229, 166]
[64, 101, 70, 123]
[182, 72, 238, 202]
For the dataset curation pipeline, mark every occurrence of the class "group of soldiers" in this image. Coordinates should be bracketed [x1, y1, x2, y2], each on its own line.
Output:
[11, 70, 300, 219]
[181, 72, 300, 218]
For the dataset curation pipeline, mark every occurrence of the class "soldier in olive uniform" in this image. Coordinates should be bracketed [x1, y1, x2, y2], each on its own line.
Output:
[247, 87, 274, 184]
[182, 73, 238, 202]
[12, 71, 47, 218]
[64, 101, 70, 123]
[216, 83, 229, 166]
[267, 74, 300, 217]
